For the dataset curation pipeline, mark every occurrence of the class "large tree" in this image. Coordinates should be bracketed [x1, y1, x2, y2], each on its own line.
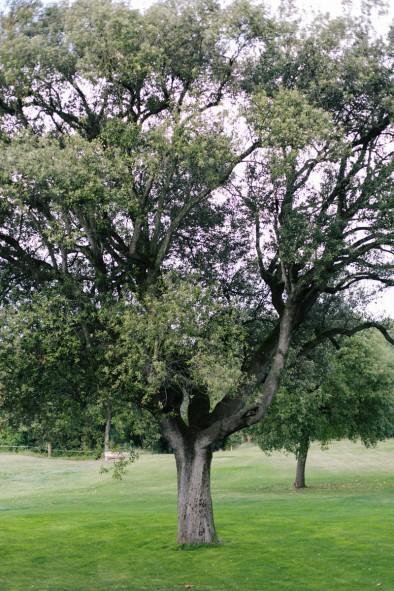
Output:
[0, 0, 393, 543]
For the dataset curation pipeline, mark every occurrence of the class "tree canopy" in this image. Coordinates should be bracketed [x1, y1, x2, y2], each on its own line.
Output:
[252, 330, 394, 487]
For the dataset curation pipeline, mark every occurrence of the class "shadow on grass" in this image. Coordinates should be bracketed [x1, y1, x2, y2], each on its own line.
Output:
[178, 540, 223, 552]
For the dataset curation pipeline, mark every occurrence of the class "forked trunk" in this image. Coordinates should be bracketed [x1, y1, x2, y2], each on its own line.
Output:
[294, 438, 309, 489]
[160, 303, 296, 544]
[175, 443, 218, 545]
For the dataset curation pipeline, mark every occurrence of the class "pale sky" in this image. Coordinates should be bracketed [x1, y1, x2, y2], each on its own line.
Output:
[0, 0, 392, 317]
[0, 0, 393, 22]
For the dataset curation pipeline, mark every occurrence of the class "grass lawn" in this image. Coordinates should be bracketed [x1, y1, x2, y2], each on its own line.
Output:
[1, 441, 394, 591]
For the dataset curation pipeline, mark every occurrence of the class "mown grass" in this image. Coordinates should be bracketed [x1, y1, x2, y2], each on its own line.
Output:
[1, 441, 394, 591]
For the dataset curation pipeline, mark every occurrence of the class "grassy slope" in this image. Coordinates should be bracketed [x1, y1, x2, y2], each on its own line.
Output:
[1, 441, 394, 591]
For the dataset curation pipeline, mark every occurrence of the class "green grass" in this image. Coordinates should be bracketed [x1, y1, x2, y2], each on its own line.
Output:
[1, 441, 394, 591]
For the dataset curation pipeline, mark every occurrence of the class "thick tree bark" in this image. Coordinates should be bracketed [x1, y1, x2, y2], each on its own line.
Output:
[161, 417, 218, 545]
[294, 438, 309, 489]
[175, 442, 218, 545]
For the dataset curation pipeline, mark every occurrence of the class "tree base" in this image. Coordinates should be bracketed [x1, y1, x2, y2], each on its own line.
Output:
[176, 445, 218, 545]
[293, 482, 307, 489]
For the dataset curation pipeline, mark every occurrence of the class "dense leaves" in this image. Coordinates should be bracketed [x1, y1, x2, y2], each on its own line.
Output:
[252, 331, 394, 486]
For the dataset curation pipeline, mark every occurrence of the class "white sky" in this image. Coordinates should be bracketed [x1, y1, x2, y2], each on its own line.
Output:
[0, 0, 392, 317]
[0, 0, 393, 22]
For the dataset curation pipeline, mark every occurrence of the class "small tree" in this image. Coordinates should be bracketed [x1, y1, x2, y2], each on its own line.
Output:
[253, 332, 394, 488]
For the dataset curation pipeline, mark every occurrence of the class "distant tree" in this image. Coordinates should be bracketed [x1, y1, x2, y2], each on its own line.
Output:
[0, 292, 155, 456]
[253, 332, 394, 488]
[0, 291, 90, 456]
[0, 0, 393, 543]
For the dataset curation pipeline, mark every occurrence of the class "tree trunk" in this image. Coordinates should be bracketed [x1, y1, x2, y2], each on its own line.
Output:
[104, 404, 112, 458]
[175, 443, 218, 545]
[47, 441, 52, 458]
[294, 439, 309, 489]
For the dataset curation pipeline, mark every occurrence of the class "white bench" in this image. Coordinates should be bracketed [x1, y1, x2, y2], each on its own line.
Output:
[104, 450, 127, 461]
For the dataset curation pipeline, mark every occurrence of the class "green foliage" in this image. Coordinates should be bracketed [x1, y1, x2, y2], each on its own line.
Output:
[0, 424, 24, 447]
[0, 275, 249, 451]
[247, 88, 335, 151]
[323, 333, 394, 445]
[118, 277, 248, 414]
[0, 290, 90, 447]
[0, 288, 166, 453]
[253, 332, 394, 457]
